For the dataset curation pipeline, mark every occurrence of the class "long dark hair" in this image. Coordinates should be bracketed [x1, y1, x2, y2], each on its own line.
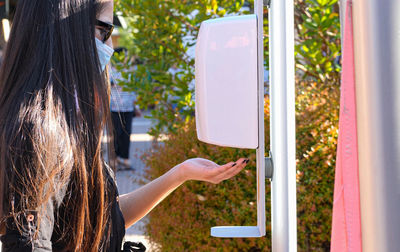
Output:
[0, 0, 113, 251]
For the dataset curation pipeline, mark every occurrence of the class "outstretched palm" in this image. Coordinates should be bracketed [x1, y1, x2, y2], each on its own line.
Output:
[181, 157, 249, 184]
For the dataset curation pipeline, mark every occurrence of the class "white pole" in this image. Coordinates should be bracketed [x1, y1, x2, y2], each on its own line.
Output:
[255, 0, 266, 237]
[269, 0, 297, 251]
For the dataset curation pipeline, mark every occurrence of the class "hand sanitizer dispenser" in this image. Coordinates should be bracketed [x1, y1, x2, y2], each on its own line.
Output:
[195, 15, 258, 149]
[195, 0, 297, 247]
[195, 10, 266, 238]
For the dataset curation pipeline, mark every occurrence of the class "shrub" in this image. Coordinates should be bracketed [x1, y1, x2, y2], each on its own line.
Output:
[143, 81, 339, 251]
[295, 82, 339, 251]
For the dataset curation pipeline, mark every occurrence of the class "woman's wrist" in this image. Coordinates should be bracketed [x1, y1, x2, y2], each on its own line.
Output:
[173, 163, 189, 184]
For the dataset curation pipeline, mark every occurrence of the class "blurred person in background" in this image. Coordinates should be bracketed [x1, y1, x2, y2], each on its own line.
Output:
[110, 51, 141, 170]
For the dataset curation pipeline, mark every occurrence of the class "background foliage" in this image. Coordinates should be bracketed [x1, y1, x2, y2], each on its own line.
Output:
[295, 0, 341, 83]
[114, 0, 250, 136]
[115, 0, 341, 251]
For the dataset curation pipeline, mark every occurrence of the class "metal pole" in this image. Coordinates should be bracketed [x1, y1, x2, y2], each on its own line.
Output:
[255, 0, 266, 237]
[352, 0, 400, 251]
[269, 0, 297, 251]
[339, 0, 347, 49]
[5, 0, 9, 18]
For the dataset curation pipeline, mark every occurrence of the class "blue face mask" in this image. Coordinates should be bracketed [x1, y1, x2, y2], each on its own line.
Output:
[95, 38, 114, 71]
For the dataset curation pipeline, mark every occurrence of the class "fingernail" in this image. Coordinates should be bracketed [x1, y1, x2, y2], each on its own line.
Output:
[242, 159, 246, 164]
[232, 163, 237, 167]
[246, 159, 250, 164]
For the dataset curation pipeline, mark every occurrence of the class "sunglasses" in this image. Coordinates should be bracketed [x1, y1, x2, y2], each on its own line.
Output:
[96, 19, 114, 43]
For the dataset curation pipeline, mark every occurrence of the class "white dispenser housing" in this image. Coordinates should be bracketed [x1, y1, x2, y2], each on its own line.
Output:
[195, 15, 258, 149]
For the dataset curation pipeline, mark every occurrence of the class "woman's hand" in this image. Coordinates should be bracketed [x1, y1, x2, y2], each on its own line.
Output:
[179, 157, 249, 184]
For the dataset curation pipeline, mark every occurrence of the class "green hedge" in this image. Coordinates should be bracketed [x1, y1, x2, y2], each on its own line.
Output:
[143, 81, 339, 251]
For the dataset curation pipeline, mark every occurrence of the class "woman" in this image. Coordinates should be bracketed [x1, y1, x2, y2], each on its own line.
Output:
[110, 61, 137, 170]
[0, 0, 248, 251]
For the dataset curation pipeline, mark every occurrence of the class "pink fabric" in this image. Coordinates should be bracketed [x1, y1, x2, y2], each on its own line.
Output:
[330, 1, 362, 252]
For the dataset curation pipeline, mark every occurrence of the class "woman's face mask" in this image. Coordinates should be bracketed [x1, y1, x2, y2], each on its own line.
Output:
[95, 38, 114, 71]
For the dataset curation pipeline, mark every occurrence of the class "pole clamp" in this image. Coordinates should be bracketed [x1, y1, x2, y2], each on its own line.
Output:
[265, 151, 274, 179]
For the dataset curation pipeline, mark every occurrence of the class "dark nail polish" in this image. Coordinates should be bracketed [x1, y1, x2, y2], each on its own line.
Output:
[242, 159, 246, 164]
[232, 163, 237, 167]
[246, 159, 250, 164]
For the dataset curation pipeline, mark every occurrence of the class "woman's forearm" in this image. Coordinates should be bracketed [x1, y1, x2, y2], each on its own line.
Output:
[118, 157, 248, 229]
[118, 164, 186, 228]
